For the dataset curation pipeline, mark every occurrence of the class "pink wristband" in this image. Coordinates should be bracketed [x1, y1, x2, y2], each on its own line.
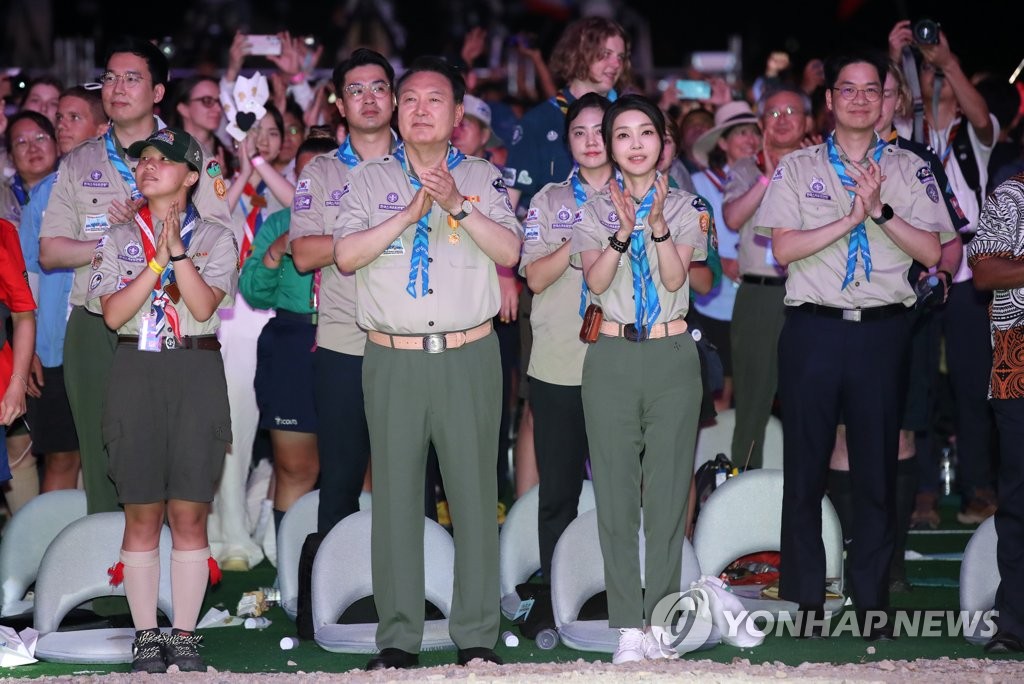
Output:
[758, 175, 770, 187]
[251, 155, 266, 167]
[290, 72, 305, 85]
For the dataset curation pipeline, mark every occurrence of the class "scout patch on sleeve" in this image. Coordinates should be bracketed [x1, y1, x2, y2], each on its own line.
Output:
[492, 177, 508, 195]
[293, 194, 313, 211]
[524, 225, 540, 242]
[296, 179, 311, 193]
[771, 166, 784, 181]
[84, 214, 110, 234]
[691, 196, 709, 213]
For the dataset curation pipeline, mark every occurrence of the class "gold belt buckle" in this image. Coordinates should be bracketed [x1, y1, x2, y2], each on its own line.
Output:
[422, 334, 447, 353]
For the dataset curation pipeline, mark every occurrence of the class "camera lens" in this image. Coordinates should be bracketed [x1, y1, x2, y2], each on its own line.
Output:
[913, 19, 940, 45]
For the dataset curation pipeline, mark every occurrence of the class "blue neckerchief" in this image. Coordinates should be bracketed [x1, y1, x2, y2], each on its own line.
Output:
[826, 132, 886, 289]
[336, 136, 361, 168]
[10, 174, 28, 207]
[393, 142, 466, 298]
[104, 128, 142, 201]
[615, 172, 661, 335]
[570, 165, 592, 317]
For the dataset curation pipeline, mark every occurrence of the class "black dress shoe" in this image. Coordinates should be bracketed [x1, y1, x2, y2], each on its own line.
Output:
[457, 647, 503, 665]
[365, 648, 419, 670]
[985, 631, 1024, 654]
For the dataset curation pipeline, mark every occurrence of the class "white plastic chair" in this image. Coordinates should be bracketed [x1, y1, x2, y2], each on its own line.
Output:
[960, 516, 999, 645]
[33, 512, 174, 664]
[550, 508, 707, 653]
[311, 510, 454, 653]
[691, 469, 844, 616]
[693, 408, 784, 471]
[499, 481, 596, 619]
[276, 489, 372, 620]
[0, 489, 87, 617]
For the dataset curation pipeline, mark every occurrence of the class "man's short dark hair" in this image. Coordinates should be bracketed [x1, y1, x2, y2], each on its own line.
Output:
[396, 56, 466, 104]
[824, 52, 887, 89]
[332, 48, 396, 96]
[105, 37, 169, 87]
[297, 135, 340, 158]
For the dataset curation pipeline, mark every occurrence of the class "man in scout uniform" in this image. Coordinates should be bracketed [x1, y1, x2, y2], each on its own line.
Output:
[290, 47, 395, 539]
[39, 36, 233, 515]
[722, 85, 811, 469]
[754, 53, 953, 639]
[333, 56, 521, 670]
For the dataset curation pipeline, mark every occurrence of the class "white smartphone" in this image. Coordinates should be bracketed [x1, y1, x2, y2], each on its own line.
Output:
[244, 35, 282, 57]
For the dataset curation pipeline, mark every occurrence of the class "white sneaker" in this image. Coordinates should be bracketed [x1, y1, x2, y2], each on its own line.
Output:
[612, 628, 646, 664]
[643, 626, 680, 660]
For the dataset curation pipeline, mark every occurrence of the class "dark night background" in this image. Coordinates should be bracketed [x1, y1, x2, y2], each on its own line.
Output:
[7, 0, 1021, 85]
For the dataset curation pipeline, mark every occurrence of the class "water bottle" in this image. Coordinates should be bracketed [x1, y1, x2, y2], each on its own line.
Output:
[501, 630, 520, 647]
[535, 628, 559, 650]
[939, 446, 956, 496]
[914, 275, 942, 309]
[244, 616, 271, 629]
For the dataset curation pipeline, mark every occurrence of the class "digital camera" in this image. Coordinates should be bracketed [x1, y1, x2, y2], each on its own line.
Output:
[912, 18, 940, 45]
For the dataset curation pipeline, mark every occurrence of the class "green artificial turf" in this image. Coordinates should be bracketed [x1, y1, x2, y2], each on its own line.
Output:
[1, 494, 1020, 679]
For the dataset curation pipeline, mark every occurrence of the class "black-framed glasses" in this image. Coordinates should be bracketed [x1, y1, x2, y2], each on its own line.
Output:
[833, 85, 882, 102]
[343, 81, 391, 99]
[190, 96, 220, 108]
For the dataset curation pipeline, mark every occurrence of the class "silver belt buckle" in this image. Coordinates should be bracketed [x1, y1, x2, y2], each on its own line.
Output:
[422, 334, 447, 354]
[163, 335, 178, 350]
[842, 309, 862, 323]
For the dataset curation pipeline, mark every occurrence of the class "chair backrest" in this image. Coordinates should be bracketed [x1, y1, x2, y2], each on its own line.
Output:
[694, 408, 784, 471]
[33, 512, 174, 664]
[691, 469, 843, 583]
[0, 490, 87, 617]
[276, 489, 371, 619]
[960, 516, 1000, 645]
[499, 481, 596, 619]
[311, 510, 455, 653]
[550, 508, 704, 653]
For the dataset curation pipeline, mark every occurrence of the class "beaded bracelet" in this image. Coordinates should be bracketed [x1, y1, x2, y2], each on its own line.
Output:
[651, 232, 671, 243]
[608, 235, 629, 253]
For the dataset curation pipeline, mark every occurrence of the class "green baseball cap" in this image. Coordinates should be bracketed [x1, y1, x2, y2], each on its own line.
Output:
[128, 127, 203, 172]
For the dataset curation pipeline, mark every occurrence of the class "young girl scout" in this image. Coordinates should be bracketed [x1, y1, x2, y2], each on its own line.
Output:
[87, 127, 237, 674]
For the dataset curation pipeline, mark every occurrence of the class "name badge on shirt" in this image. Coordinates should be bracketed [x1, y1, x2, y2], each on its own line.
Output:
[383, 236, 405, 256]
[84, 214, 111, 235]
[138, 312, 162, 353]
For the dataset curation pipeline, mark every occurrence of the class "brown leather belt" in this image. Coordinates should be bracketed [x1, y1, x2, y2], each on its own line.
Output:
[599, 318, 688, 342]
[366, 321, 493, 353]
[118, 335, 221, 351]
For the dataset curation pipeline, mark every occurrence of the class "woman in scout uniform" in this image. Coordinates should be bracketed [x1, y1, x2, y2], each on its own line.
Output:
[570, 94, 708, 664]
[519, 92, 610, 591]
[88, 127, 237, 674]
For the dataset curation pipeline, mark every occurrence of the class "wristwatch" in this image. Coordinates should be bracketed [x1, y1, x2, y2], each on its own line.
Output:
[450, 198, 474, 221]
[871, 203, 894, 224]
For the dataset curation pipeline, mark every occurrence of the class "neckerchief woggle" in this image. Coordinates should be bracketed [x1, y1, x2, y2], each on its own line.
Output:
[104, 128, 142, 201]
[569, 164, 593, 317]
[826, 133, 886, 290]
[134, 203, 199, 343]
[615, 170, 661, 336]
[393, 142, 465, 298]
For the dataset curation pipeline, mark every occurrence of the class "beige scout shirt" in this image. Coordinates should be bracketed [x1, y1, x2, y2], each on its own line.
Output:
[754, 143, 954, 308]
[40, 130, 234, 307]
[570, 188, 709, 325]
[724, 156, 786, 279]
[85, 216, 238, 335]
[334, 154, 522, 334]
[288, 152, 365, 356]
[518, 180, 595, 386]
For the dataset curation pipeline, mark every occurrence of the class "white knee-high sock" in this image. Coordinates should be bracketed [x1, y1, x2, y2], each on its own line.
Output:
[171, 547, 211, 631]
[120, 548, 160, 631]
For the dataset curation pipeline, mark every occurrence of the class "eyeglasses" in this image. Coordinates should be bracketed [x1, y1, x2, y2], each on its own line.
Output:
[12, 132, 54, 149]
[190, 96, 220, 108]
[766, 105, 804, 119]
[833, 85, 882, 102]
[343, 81, 391, 99]
[99, 71, 147, 88]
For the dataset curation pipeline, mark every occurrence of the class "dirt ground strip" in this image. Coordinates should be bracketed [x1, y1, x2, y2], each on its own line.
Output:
[24, 656, 1024, 683]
